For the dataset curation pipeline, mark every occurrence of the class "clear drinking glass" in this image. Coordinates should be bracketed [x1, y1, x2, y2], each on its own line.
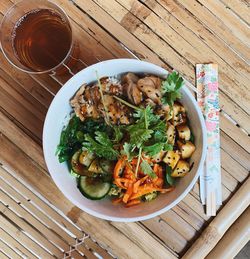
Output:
[0, 0, 77, 75]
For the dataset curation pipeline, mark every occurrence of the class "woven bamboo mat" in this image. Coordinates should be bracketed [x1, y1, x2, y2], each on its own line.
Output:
[0, 0, 249, 258]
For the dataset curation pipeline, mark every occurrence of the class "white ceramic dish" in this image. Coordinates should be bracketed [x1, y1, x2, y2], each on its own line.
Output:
[43, 59, 207, 222]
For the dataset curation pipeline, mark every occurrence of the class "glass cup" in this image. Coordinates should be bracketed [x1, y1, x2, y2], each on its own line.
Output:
[0, 0, 78, 75]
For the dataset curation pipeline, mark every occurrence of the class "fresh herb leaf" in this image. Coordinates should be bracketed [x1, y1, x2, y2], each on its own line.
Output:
[95, 131, 112, 146]
[121, 142, 135, 161]
[112, 125, 124, 143]
[165, 165, 175, 186]
[190, 132, 195, 144]
[56, 116, 82, 163]
[143, 143, 164, 157]
[163, 143, 173, 151]
[82, 133, 119, 160]
[128, 128, 154, 148]
[140, 160, 157, 179]
[161, 72, 184, 106]
[134, 106, 160, 128]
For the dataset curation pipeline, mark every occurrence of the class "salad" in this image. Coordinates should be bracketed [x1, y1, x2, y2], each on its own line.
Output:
[56, 72, 196, 207]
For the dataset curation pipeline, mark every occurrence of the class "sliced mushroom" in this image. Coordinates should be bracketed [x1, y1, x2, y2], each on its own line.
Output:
[121, 73, 142, 105]
[137, 77, 162, 104]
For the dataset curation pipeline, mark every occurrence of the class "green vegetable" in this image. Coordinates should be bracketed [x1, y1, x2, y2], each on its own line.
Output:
[143, 192, 158, 202]
[82, 133, 119, 160]
[121, 142, 135, 161]
[190, 132, 195, 144]
[161, 71, 184, 106]
[77, 176, 111, 200]
[140, 160, 157, 179]
[165, 165, 175, 186]
[112, 125, 124, 143]
[108, 185, 122, 196]
[143, 143, 164, 157]
[56, 116, 82, 163]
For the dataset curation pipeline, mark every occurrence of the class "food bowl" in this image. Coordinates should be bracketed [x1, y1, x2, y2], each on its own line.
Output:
[43, 59, 207, 222]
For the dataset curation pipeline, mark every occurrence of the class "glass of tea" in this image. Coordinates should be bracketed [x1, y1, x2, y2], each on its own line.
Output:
[0, 0, 76, 74]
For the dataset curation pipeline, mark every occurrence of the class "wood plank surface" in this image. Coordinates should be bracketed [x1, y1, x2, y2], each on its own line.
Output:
[0, 0, 249, 258]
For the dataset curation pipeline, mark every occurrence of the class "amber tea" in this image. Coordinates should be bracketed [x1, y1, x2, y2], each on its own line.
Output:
[12, 9, 72, 72]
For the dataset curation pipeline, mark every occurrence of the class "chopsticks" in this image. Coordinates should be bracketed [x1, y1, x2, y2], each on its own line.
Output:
[196, 64, 221, 216]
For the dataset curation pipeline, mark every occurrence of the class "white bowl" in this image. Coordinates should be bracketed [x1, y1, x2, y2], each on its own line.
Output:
[43, 59, 207, 222]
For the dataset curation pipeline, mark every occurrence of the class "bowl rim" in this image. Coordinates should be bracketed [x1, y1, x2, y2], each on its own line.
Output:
[43, 58, 207, 222]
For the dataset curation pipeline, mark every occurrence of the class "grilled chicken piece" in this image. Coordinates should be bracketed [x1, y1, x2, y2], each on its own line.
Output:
[137, 77, 162, 104]
[70, 84, 87, 121]
[121, 73, 142, 105]
[103, 94, 131, 124]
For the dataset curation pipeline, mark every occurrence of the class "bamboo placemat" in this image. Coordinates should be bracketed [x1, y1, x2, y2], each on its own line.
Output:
[0, 0, 249, 258]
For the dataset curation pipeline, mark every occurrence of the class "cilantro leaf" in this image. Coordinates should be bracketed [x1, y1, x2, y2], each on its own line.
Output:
[121, 142, 135, 161]
[140, 160, 157, 179]
[95, 131, 112, 146]
[82, 133, 118, 160]
[128, 128, 154, 148]
[161, 72, 184, 106]
[133, 106, 159, 129]
[143, 143, 164, 157]
[112, 125, 124, 143]
[163, 143, 173, 151]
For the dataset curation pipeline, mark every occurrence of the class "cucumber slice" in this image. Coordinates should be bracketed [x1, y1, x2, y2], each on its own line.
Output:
[79, 151, 95, 167]
[71, 150, 94, 176]
[100, 159, 115, 173]
[88, 159, 104, 174]
[77, 176, 111, 200]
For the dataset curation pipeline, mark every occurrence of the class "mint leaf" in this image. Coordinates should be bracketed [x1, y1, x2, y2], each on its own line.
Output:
[140, 160, 157, 178]
[165, 165, 175, 186]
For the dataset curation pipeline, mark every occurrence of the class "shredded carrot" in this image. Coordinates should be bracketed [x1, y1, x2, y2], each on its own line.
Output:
[112, 197, 123, 204]
[112, 158, 175, 207]
[123, 183, 133, 203]
[113, 158, 125, 178]
[125, 199, 141, 207]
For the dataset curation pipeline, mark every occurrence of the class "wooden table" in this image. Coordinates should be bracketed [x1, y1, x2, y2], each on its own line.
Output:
[0, 0, 249, 258]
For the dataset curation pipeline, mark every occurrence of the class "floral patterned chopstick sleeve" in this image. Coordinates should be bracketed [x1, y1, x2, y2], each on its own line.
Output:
[196, 64, 222, 212]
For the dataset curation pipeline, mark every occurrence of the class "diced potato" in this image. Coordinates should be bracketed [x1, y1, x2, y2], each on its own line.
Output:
[152, 150, 166, 163]
[177, 124, 191, 141]
[166, 123, 176, 145]
[177, 140, 196, 159]
[163, 151, 180, 169]
[171, 103, 187, 126]
[171, 160, 190, 177]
